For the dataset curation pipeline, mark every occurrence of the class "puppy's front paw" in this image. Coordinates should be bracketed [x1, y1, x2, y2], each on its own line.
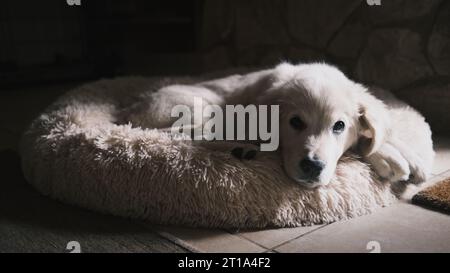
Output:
[365, 143, 410, 182]
[231, 147, 257, 160]
[367, 154, 410, 182]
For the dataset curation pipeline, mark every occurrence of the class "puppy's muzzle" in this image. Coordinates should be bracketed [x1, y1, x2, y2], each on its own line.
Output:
[300, 157, 324, 181]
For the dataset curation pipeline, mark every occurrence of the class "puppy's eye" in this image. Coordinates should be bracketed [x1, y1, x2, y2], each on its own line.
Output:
[290, 116, 306, 131]
[332, 121, 345, 134]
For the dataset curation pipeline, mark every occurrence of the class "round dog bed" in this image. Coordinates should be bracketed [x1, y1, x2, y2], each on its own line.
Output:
[20, 77, 397, 228]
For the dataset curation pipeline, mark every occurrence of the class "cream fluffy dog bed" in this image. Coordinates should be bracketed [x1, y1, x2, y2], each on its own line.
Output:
[20, 77, 398, 228]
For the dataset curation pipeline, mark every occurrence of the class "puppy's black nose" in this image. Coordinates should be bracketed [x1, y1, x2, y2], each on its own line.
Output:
[300, 158, 324, 179]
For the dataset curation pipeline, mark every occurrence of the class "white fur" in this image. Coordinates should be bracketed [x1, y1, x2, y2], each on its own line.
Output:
[125, 62, 434, 188]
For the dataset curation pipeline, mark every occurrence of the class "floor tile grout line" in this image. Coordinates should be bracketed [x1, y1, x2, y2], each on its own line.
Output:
[155, 231, 202, 253]
[226, 230, 270, 252]
[141, 222, 330, 253]
[143, 224, 268, 253]
[135, 221, 200, 253]
[269, 224, 331, 251]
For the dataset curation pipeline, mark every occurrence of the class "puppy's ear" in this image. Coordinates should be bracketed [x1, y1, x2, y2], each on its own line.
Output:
[253, 62, 297, 105]
[272, 62, 297, 84]
[224, 62, 296, 105]
[357, 86, 390, 156]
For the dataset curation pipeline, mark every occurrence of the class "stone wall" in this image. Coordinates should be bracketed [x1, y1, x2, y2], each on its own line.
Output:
[198, 0, 450, 135]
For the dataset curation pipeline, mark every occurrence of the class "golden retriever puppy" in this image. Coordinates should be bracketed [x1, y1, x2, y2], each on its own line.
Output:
[123, 62, 434, 189]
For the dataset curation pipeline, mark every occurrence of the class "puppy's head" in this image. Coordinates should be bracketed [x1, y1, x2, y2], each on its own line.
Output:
[257, 63, 389, 188]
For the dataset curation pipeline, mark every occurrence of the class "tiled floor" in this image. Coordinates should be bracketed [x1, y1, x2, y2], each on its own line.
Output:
[148, 162, 450, 253]
[1, 84, 450, 253]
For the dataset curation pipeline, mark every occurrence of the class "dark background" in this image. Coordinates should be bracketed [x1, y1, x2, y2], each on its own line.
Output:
[0, 0, 202, 87]
[1, 0, 449, 134]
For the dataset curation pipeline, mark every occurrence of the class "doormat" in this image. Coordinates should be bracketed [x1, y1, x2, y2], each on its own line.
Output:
[412, 177, 450, 214]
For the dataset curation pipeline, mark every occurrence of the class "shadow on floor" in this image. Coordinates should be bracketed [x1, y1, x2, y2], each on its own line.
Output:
[0, 149, 187, 253]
